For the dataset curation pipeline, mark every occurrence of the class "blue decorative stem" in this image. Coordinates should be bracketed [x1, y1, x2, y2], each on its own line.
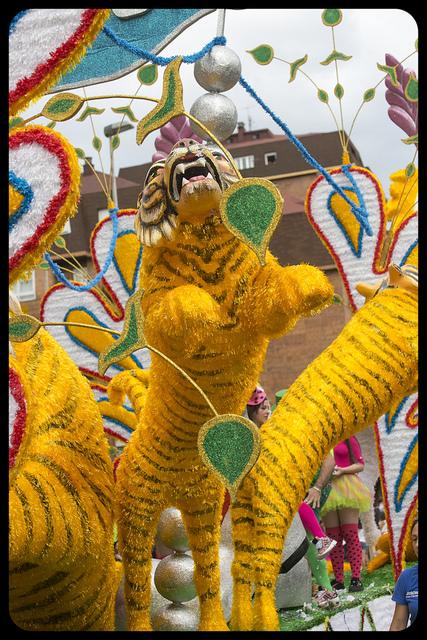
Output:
[238, 75, 372, 236]
[102, 27, 226, 65]
[44, 208, 119, 291]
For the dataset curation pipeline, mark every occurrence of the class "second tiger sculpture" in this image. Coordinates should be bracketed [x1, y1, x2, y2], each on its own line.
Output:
[230, 263, 418, 630]
[115, 139, 334, 631]
[9, 325, 119, 631]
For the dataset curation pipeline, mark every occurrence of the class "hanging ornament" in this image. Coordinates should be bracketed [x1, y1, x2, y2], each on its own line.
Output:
[190, 93, 237, 141]
[190, 10, 240, 142]
[154, 553, 197, 603]
[194, 45, 241, 92]
[151, 602, 199, 632]
[152, 507, 199, 631]
[157, 507, 190, 552]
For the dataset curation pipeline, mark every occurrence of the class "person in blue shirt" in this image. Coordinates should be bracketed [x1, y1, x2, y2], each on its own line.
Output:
[389, 519, 418, 630]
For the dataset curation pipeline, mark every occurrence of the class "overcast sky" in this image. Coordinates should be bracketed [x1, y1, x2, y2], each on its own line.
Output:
[21, 9, 418, 195]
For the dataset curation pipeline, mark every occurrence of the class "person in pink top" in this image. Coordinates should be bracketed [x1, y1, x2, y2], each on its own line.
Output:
[305, 437, 372, 592]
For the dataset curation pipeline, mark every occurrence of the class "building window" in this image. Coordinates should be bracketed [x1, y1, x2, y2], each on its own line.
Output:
[265, 152, 277, 165]
[235, 155, 255, 170]
[98, 208, 110, 222]
[62, 219, 71, 234]
[11, 272, 36, 301]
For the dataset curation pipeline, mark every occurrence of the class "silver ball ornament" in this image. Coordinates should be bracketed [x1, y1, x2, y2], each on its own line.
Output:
[154, 552, 197, 602]
[190, 93, 237, 141]
[158, 507, 189, 552]
[194, 45, 241, 92]
[151, 602, 199, 631]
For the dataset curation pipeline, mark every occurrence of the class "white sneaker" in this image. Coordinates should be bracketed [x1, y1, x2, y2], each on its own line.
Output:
[315, 536, 337, 560]
[315, 588, 340, 609]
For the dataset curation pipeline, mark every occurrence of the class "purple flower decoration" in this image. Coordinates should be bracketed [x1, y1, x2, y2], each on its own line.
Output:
[152, 115, 203, 162]
[385, 54, 418, 138]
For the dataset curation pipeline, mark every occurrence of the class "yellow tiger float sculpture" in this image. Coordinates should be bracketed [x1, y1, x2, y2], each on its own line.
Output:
[9, 320, 119, 630]
[115, 139, 334, 631]
[230, 263, 418, 630]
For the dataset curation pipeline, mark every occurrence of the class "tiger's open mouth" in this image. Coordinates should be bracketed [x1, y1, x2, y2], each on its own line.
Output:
[169, 153, 222, 202]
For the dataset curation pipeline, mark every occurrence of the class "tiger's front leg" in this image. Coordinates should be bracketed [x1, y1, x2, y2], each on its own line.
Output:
[144, 284, 221, 355]
[248, 260, 334, 338]
[116, 445, 167, 631]
[230, 480, 255, 631]
[178, 483, 229, 631]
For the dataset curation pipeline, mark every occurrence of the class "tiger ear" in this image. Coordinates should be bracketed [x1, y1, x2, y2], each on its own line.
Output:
[355, 282, 378, 302]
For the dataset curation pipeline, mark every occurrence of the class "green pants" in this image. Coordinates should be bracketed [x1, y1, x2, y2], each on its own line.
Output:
[305, 534, 332, 591]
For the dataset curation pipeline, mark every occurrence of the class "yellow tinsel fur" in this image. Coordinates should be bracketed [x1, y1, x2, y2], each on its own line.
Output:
[9, 328, 117, 631]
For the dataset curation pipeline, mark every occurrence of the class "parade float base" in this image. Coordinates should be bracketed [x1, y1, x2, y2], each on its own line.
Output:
[279, 563, 415, 631]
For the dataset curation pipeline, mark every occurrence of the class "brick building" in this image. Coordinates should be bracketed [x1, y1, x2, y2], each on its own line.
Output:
[12, 123, 363, 399]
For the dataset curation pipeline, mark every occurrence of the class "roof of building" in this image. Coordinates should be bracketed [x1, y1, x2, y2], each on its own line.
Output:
[119, 129, 362, 186]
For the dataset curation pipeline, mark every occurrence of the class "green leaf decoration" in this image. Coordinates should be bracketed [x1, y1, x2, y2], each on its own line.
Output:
[317, 89, 329, 103]
[332, 293, 343, 304]
[377, 63, 399, 87]
[46, 121, 56, 128]
[334, 83, 344, 99]
[198, 414, 261, 500]
[75, 147, 86, 159]
[321, 9, 343, 27]
[405, 162, 416, 178]
[111, 106, 138, 123]
[38, 261, 50, 270]
[77, 105, 105, 122]
[41, 92, 83, 122]
[9, 117, 24, 130]
[136, 57, 184, 146]
[137, 64, 158, 85]
[363, 88, 376, 102]
[219, 178, 283, 266]
[9, 314, 41, 343]
[111, 135, 120, 150]
[401, 133, 418, 146]
[92, 136, 102, 152]
[98, 289, 146, 376]
[247, 44, 274, 65]
[289, 54, 308, 82]
[404, 74, 418, 102]
[320, 49, 352, 65]
[54, 236, 66, 248]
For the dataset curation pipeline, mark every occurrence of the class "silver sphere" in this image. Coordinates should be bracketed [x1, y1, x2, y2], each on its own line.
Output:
[154, 552, 197, 602]
[158, 507, 189, 552]
[190, 93, 237, 141]
[194, 45, 241, 92]
[152, 602, 199, 631]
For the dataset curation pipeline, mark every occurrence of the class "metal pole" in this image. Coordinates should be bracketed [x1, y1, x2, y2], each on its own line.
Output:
[110, 137, 118, 208]
[216, 9, 226, 37]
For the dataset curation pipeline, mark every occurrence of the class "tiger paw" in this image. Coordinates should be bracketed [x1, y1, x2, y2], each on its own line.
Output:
[157, 285, 221, 340]
[289, 264, 334, 317]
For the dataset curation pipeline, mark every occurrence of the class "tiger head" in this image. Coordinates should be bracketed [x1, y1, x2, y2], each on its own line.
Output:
[135, 138, 238, 246]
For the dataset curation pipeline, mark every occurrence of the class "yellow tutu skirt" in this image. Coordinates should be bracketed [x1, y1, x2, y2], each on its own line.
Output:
[319, 474, 371, 516]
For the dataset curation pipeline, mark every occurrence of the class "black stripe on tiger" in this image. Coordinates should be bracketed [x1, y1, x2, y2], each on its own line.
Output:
[51, 440, 110, 472]
[330, 349, 393, 409]
[22, 472, 54, 560]
[14, 485, 33, 553]
[345, 334, 408, 387]
[26, 454, 91, 548]
[176, 236, 237, 262]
